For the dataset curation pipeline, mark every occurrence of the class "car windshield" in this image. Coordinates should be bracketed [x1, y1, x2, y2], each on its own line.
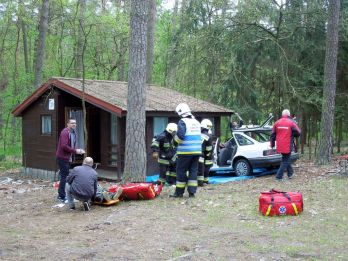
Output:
[244, 130, 271, 143]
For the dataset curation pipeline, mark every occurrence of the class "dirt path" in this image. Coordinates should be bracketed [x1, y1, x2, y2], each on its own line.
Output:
[0, 160, 348, 260]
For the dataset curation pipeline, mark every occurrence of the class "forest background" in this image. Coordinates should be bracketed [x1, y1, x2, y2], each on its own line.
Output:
[0, 0, 347, 169]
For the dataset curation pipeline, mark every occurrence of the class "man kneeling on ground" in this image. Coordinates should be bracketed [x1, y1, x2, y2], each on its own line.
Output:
[66, 157, 97, 211]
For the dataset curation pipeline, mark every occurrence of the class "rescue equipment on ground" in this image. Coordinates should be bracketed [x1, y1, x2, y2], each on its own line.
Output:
[259, 189, 303, 216]
[108, 182, 163, 200]
[93, 199, 120, 206]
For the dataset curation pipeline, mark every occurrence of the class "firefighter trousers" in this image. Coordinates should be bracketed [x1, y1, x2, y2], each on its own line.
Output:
[159, 164, 176, 185]
[175, 155, 199, 195]
[197, 162, 212, 186]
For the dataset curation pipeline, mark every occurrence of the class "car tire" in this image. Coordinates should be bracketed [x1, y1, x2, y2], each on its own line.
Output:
[234, 159, 252, 176]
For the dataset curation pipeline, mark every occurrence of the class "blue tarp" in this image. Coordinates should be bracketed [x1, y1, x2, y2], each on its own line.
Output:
[146, 168, 277, 184]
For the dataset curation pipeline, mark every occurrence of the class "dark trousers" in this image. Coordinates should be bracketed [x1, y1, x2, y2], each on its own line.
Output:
[204, 164, 212, 183]
[197, 162, 212, 185]
[175, 156, 199, 195]
[159, 164, 176, 185]
[197, 162, 205, 185]
[57, 158, 70, 199]
[276, 153, 293, 179]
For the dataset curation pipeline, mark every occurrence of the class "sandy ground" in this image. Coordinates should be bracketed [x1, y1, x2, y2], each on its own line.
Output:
[0, 159, 348, 261]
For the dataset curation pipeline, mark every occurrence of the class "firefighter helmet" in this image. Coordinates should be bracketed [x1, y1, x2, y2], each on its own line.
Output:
[166, 123, 177, 134]
[175, 103, 191, 117]
[201, 119, 213, 130]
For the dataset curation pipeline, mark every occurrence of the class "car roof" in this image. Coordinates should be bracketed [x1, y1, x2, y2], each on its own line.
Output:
[233, 126, 272, 133]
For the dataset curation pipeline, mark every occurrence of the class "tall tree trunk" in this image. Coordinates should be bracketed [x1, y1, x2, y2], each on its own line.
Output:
[337, 117, 342, 153]
[316, 0, 340, 165]
[146, 0, 156, 84]
[300, 111, 307, 154]
[33, 0, 49, 89]
[165, 0, 179, 87]
[123, 0, 147, 182]
[117, 42, 127, 81]
[19, 0, 29, 74]
[75, 0, 86, 78]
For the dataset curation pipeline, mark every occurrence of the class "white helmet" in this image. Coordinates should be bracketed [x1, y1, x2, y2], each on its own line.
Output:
[201, 119, 213, 130]
[166, 123, 177, 134]
[175, 103, 191, 117]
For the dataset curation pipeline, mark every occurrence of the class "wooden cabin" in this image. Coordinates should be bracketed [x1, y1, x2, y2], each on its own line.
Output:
[12, 77, 233, 181]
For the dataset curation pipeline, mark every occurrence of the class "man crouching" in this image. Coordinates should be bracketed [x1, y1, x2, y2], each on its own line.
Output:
[66, 157, 97, 211]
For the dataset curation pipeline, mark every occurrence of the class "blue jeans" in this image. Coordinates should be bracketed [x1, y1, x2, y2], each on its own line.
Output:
[276, 153, 293, 179]
[57, 158, 70, 199]
[65, 183, 88, 208]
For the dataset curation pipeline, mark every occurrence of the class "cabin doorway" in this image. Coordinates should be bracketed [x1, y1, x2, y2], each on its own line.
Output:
[66, 107, 101, 165]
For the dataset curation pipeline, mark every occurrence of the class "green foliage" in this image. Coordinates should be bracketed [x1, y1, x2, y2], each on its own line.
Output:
[0, 0, 347, 160]
[0, 145, 22, 170]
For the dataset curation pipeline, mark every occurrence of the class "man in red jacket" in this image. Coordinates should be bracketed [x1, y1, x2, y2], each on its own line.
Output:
[270, 109, 301, 180]
[56, 118, 85, 202]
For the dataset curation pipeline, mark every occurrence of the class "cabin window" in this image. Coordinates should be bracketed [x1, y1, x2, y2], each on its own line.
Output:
[41, 115, 52, 135]
[109, 114, 118, 166]
[153, 117, 168, 136]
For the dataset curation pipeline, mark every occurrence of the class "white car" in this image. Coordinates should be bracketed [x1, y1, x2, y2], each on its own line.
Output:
[210, 115, 300, 176]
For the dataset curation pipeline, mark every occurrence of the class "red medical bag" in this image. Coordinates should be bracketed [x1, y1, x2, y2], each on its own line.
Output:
[259, 189, 303, 216]
[108, 182, 163, 200]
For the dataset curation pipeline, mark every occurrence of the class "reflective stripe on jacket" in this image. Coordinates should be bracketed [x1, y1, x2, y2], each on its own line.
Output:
[175, 117, 202, 155]
[201, 129, 213, 165]
[151, 130, 176, 164]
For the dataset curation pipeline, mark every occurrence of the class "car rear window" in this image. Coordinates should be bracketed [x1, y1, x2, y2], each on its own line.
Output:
[244, 130, 271, 143]
[235, 134, 254, 146]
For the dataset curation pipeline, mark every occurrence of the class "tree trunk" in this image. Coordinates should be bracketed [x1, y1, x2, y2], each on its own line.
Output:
[308, 116, 312, 160]
[316, 0, 340, 165]
[300, 111, 307, 154]
[33, 0, 49, 89]
[146, 0, 156, 84]
[123, 0, 147, 182]
[165, 0, 179, 87]
[19, 0, 30, 74]
[337, 117, 342, 153]
[75, 0, 86, 78]
[118, 43, 127, 81]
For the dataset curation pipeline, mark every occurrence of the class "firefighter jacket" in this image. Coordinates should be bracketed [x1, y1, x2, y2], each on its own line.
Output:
[270, 116, 301, 154]
[151, 130, 176, 165]
[174, 117, 202, 156]
[199, 129, 213, 165]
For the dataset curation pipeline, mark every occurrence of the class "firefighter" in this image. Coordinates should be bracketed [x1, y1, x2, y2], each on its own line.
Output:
[151, 123, 178, 185]
[197, 119, 213, 186]
[170, 103, 201, 198]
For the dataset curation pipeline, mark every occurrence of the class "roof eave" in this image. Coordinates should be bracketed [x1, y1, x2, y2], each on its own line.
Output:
[12, 78, 124, 117]
[12, 80, 54, 117]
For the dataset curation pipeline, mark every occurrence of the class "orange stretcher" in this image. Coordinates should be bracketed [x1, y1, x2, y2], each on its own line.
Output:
[93, 199, 120, 206]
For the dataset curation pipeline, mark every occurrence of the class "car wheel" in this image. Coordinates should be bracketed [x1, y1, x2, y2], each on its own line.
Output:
[234, 159, 252, 176]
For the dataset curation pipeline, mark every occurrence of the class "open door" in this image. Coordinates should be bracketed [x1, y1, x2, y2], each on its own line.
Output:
[65, 108, 85, 165]
[65, 107, 101, 165]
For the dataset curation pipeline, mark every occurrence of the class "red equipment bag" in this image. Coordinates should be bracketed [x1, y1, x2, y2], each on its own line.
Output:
[259, 189, 303, 216]
[108, 182, 163, 200]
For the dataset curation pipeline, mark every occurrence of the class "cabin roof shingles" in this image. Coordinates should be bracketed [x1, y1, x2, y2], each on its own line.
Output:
[54, 77, 232, 114]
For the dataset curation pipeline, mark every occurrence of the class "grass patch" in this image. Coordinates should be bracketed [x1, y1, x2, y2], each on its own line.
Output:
[0, 145, 22, 170]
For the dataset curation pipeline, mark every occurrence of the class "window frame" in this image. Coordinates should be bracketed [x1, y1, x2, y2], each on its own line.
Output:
[234, 133, 254, 146]
[153, 117, 168, 136]
[40, 114, 52, 136]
